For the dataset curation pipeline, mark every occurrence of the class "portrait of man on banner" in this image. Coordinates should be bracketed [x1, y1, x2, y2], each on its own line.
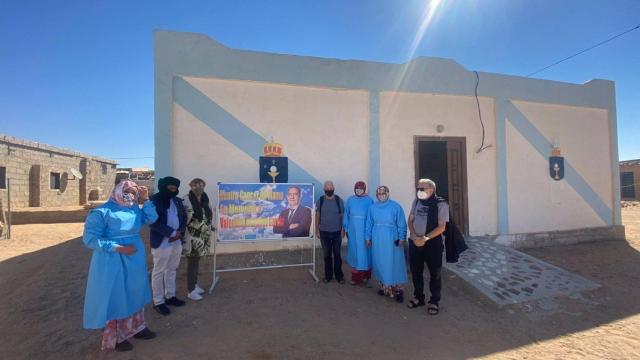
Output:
[273, 185, 312, 238]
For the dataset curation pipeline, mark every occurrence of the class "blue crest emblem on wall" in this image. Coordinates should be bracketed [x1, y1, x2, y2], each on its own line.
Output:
[549, 156, 564, 181]
[259, 138, 288, 183]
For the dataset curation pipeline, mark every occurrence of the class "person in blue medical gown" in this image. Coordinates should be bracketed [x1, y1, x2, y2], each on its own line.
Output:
[83, 180, 159, 352]
[365, 185, 408, 303]
[344, 181, 374, 286]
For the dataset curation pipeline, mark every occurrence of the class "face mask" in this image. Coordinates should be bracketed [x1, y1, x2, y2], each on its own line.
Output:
[377, 194, 389, 202]
[122, 192, 136, 205]
[324, 189, 334, 197]
[355, 189, 365, 196]
[417, 190, 428, 200]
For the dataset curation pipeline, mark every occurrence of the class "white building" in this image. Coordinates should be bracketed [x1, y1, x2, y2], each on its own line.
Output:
[154, 31, 623, 253]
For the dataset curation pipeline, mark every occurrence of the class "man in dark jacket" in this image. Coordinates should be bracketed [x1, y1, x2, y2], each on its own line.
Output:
[149, 176, 187, 315]
[407, 178, 449, 315]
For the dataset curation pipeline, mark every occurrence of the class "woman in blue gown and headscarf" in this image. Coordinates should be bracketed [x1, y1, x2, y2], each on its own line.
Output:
[344, 181, 374, 286]
[83, 180, 159, 352]
[365, 185, 408, 303]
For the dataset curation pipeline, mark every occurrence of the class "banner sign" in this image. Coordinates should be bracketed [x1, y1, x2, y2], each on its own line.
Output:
[217, 183, 315, 241]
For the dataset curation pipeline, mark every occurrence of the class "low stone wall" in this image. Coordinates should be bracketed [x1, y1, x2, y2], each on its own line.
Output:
[10, 207, 89, 225]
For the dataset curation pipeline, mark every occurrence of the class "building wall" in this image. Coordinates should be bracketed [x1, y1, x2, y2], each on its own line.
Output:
[379, 92, 497, 236]
[0, 136, 117, 210]
[506, 101, 613, 233]
[620, 164, 640, 200]
[155, 31, 621, 252]
[172, 77, 370, 205]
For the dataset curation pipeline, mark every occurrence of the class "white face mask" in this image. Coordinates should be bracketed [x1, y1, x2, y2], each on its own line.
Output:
[417, 190, 428, 200]
[355, 189, 365, 196]
[122, 192, 136, 205]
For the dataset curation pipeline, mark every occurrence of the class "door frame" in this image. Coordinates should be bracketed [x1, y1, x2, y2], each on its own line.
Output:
[413, 136, 469, 234]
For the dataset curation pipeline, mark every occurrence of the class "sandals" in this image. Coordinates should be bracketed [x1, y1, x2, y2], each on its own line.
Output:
[407, 299, 426, 309]
[427, 303, 439, 315]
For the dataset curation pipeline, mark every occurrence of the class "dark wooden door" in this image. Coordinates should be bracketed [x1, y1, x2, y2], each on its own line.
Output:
[414, 136, 469, 235]
[446, 140, 468, 234]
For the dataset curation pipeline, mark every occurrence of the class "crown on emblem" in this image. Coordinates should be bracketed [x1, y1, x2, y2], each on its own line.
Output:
[263, 137, 284, 157]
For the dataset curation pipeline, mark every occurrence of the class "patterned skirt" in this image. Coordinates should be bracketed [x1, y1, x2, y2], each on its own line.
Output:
[101, 310, 146, 350]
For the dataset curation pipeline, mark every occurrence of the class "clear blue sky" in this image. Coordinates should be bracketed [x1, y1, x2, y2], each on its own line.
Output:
[1, 1, 638, 168]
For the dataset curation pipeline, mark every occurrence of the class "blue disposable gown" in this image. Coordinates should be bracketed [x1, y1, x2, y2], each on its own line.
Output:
[82, 199, 158, 329]
[344, 195, 374, 270]
[365, 200, 408, 286]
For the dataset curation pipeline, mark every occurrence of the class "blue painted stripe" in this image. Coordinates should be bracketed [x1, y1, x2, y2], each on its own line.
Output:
[495, 98, 509, 234]
[505, 102, 612, 225]
[173, 77, 322, 190]
[369, 91, 380, 190]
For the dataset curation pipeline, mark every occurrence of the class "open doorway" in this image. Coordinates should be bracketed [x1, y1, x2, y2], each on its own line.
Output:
[414, 136, 469, 234]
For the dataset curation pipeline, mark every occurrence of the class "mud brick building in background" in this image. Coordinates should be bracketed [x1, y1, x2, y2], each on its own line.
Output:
[620, 159, 640, 201]
[0, 134, 117, 210]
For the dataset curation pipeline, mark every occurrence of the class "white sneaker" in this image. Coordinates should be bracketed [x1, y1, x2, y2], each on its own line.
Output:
[195, 284, 205, 295]
[187, 289, 203, 301]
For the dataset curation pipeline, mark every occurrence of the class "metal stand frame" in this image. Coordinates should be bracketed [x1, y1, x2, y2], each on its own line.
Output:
[209, 183, 319, 294]
[209, 234, 318, 293]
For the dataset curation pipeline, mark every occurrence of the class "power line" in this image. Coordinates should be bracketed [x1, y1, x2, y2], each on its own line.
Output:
[526, 23, 640, 77]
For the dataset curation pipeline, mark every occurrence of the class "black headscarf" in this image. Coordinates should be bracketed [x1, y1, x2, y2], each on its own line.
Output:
[189, 190, 213, 225]
[158, 176, 180, 208]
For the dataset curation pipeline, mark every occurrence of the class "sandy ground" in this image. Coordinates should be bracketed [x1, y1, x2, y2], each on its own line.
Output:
[0, 208, 639, 359]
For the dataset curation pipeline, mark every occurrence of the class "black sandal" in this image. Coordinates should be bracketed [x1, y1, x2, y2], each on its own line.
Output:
[377, 289, 385, 296]
[407, 299, 425, 309]
[427, 303, 439, 315]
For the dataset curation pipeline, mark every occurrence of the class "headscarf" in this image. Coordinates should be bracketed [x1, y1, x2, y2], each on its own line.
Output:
[110, 180, 138, 207]
[188, 178, 212, 224]
[158, 176, 181, 208]
[354, 181, 367, 196]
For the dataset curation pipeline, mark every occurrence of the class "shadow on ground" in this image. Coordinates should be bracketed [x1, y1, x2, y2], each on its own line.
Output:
[1, 228, 639, 359]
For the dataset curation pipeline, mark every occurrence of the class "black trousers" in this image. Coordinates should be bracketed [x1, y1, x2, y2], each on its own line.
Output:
[409, 237, 443, 305]
[320, 231, 343, 281]
[187, 256, 200, 292]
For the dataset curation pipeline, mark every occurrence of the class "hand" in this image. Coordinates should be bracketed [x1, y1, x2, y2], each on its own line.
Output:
[116, 245, 137, 255]
[169, 231, 182, 242]
[289, 223, 299, 230]
[341, 229, 346, 238]
[138, 186, 149, 202]
[366, 240, 372, 248]
[397, 240, 406, 247]
[413, 238, 426, 247]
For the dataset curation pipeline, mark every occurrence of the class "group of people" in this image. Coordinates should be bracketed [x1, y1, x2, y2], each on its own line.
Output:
[82, 176, 214, 352]
[82, 176, 452, 352]
[317, 179, 448, 316]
